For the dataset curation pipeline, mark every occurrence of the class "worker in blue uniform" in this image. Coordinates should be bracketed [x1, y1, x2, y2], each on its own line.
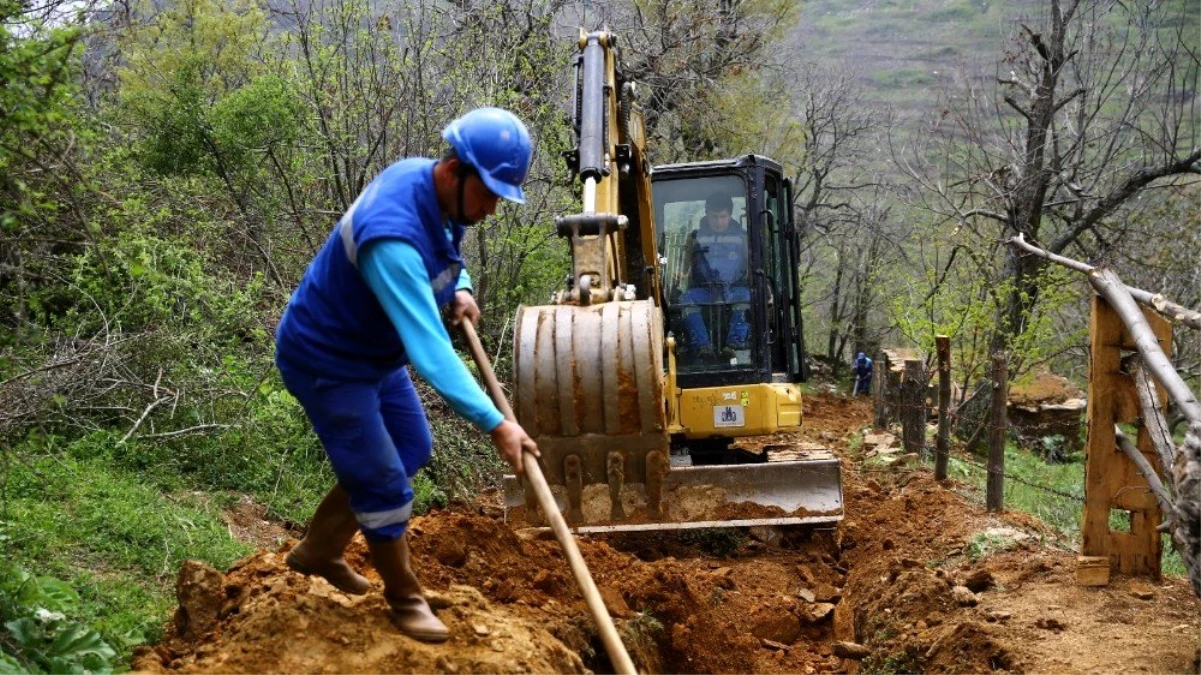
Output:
[852, 351, 874, 397]
[274, 108, 539, 643]
[681, 193, 751, 359]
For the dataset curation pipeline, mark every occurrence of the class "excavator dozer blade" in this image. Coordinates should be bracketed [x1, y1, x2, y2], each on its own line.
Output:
[502, 457, 843, 533]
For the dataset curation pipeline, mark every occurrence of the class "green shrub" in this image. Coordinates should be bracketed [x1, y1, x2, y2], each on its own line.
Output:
[0, 563, 118, 674]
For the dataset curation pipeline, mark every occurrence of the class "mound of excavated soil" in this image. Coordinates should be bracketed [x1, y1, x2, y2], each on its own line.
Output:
[1008, 370, 1083, 407]
[135, 549, 587, 675]
[136, 393, 1200, 675]
[135, 508, 858, 674]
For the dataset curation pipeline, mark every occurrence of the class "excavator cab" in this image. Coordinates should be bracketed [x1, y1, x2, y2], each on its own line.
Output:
[654, 157, 805, 386]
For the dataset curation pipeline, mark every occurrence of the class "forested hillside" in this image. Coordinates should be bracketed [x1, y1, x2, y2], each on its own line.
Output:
[1, 0, 1197, 671]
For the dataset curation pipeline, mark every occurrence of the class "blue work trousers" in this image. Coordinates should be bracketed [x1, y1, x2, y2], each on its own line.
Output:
[680, 285, 751, 351]
[276, 357, 432, 541]
[853, 375, 873, 397]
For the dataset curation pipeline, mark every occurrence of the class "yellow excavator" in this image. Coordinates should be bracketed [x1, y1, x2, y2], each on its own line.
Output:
[503, 29, 843, 533]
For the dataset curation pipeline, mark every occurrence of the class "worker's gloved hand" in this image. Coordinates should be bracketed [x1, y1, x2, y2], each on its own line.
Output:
[450, 289, 480, 326]
[489, 419, 540, 475]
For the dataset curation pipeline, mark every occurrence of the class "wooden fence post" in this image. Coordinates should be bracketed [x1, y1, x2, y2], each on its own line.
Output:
[935, 335, 951, 481]
[1081, 295, 1171, 581]
[901, 359, 927, 458]
[873, 355, 888, 430]
[987, 352, 1008, 512]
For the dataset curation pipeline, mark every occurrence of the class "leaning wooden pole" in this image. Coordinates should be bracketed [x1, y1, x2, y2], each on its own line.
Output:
[1114, 426, 1176, 517]
[1087, 268, 1201, 426]
[1132, 361, 1179, 477]
[935, 336, 951, 481]
[986, 352, 1008, 512]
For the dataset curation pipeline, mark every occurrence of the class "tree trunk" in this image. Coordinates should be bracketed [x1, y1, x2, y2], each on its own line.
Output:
[826, 245, 844, 366]
[987, 352, 1008, 512]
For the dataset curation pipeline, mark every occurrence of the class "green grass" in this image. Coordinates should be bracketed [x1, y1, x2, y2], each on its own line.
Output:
[964, 530, 1021, 561]
[870, 65, 937, 90]
[948, 443, 1085, 538]
[0, 371, 500, 666]
[1, 452, 253, 657]
[941, 443, 1187, 576]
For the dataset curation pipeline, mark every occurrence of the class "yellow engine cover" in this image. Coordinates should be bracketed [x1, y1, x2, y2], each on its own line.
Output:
[676, 383, 802, 438]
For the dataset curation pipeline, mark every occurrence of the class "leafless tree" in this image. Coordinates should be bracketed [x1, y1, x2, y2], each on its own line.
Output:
[897, 0, 1199, 367]
[785, 60, 896, 372]
[580, 0, 797, 161]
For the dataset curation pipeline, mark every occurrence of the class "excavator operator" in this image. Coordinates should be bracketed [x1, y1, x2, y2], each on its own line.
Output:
[273, 107, 540, 643]
[681, 193, 751, 361]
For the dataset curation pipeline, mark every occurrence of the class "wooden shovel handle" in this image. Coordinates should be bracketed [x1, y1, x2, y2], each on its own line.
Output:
[460, 318, 636, 675]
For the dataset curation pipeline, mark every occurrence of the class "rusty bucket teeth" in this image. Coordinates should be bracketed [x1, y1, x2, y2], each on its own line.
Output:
[513, 300, 668, 524]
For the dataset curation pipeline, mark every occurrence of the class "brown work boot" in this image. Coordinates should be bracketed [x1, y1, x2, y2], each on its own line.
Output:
[367, 535, 449, 643]
[285, 484, 371, 595]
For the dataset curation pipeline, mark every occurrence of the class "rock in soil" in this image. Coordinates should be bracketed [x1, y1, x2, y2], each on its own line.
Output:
[750, 601, 801, 644]
[951, 585, 979, 607]
[800, 602, 836, 624]
[832, 641, 871, 659]
[173, 560, 225, 640]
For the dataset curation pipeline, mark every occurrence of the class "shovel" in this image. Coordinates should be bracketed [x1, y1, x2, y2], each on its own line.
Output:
[460, 317, 636, 675]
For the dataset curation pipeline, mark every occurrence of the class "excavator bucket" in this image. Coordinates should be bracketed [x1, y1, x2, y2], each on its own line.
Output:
[504, 301, 844, 533]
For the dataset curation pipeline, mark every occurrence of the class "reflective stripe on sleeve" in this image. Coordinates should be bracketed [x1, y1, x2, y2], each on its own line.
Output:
[338, 181, 384, 268]
[431, 263, 462, 294]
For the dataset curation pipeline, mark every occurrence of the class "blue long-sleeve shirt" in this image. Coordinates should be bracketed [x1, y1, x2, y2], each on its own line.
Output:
[359, 239, 504, 433]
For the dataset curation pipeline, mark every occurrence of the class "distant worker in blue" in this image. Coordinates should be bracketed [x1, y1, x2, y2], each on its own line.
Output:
[681, 193, 751, 361]
[274, 108, 539, 643]
[852, 351, 874, 397]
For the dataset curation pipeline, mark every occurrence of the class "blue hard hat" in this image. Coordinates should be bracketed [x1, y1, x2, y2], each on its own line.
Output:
[442, 108, 532, 204]
[857, 352, 866, 360]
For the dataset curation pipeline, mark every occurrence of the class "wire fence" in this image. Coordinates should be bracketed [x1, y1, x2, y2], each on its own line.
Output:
[863, 350, 1095, 539]
[948, 452, 1085, 504]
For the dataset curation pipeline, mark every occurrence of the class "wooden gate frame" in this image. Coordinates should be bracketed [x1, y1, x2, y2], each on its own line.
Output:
[1080, 295, 1172, 583]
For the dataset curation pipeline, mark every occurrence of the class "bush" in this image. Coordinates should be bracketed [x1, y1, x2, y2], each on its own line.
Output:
[0, 563, 118, 674]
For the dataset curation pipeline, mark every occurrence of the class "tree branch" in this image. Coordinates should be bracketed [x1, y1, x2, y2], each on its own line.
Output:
[1114, 425, 1174, 517]
[1048, 148, 1201, 253]
[1003, 95, 1031, 120]
[1052, 87, 1085, 113]
[1009, 233, 1201, 330]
